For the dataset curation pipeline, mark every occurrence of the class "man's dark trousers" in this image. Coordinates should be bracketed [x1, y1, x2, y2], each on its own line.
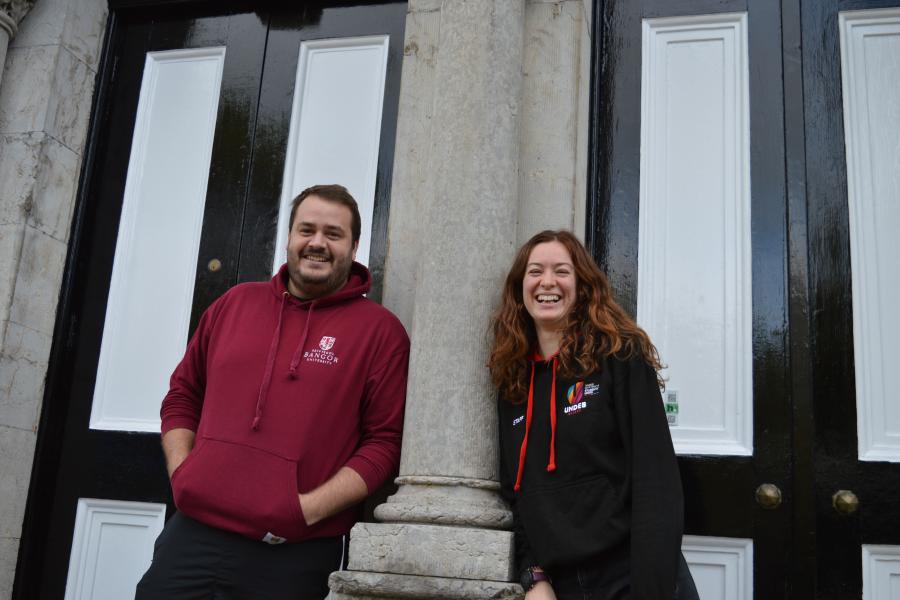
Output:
[136, 513, 346, 599]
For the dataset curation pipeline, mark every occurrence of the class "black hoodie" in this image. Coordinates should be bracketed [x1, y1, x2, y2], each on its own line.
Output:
[497, 353, 683, 600]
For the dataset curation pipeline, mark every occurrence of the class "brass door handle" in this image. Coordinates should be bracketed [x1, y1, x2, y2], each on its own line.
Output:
[832, 490, 859, 515]
[755, 483, 782, 509]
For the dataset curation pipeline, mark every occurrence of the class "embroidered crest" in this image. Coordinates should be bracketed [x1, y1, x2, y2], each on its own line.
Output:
[319, 336, 336, 351]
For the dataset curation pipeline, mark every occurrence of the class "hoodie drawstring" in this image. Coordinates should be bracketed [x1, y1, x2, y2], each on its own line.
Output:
[513, 356, 558, 492]
[513, 363, 535, 492]
[252, 292, 288, 430]
[289, 302, 314, 378]
[252, 293, 315, 430]
[547, 357, 558, 472]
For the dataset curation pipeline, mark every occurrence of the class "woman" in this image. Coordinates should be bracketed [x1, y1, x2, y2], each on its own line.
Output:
[489, 230, 699, 600]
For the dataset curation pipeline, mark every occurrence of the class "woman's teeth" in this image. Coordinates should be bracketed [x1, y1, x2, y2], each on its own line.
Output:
[537, 294, 560, 303]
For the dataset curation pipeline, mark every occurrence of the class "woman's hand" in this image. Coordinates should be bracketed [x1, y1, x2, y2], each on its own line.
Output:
[525, 581, 557, 600]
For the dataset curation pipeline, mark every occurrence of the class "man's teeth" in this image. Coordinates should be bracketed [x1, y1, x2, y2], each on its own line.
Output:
[537, 294, 560, 303]
[304, 255, 329, 262]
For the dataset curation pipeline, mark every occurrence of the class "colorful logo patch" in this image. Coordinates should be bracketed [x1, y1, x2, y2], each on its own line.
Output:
[319, 336, 336, 351]
[566, 382, 584, 405]
[564, 381, 587, 415]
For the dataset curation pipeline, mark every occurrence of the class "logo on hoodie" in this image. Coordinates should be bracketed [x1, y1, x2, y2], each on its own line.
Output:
[304, 336, 339, 366]
[319, 336, 336, 351]
[564, 381, 587, 415]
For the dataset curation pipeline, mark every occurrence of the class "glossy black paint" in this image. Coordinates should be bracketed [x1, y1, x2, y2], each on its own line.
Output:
[782, 0, 816, 595]
[588, 0, 900, 596]
[14, 4, 405, 598]
[587, 0, 796, 597]
[237, 3, 406, 304]
[803, 0, 900, 596]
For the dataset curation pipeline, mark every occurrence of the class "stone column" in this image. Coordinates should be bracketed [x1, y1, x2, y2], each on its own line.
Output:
[0, 2, 35, 98]
[329, 0, 525, 598]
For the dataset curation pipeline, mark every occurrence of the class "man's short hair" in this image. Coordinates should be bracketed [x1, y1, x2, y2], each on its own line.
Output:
[289, 184, 362, 243]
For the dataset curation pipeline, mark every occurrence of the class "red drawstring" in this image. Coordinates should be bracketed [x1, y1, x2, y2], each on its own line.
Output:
[513, 363, 536, 492]
[514, 355, 559, 492]
[547, 357, 557, 472]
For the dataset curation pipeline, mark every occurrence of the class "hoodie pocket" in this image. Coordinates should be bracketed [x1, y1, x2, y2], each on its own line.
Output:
[517, 475, 627, 567]
[171, 437, 307, 542]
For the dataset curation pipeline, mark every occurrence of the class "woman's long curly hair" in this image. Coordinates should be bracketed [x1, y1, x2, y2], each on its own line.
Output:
[488, 230, 663, 404]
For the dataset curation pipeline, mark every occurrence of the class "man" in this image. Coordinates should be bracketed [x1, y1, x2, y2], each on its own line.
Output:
[136, 184, 410, 599]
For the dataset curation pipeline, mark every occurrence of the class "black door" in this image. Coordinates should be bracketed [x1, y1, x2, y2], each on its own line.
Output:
[803, 0, 900, 597]
[589, 0, 792, 597]
[589, 0, 900, 597]
[14, 4, 405, 598]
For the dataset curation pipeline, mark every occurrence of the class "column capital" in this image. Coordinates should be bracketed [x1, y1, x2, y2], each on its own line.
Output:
[0, 0, 35, 37]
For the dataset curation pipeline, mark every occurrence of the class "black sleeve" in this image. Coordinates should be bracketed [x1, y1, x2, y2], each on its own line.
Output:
[612, 357, 683, 600]
[498, 401, 538, 574]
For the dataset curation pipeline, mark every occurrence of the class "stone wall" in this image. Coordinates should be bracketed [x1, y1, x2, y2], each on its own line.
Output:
[0, 0, 107, 595]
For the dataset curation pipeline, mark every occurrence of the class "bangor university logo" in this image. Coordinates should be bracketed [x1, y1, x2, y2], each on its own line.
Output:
[564, 381, 587, 415]
[304, 336, 339, 366]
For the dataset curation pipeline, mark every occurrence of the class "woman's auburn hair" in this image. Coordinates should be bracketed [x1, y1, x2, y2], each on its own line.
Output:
[488, 230, 664, 404]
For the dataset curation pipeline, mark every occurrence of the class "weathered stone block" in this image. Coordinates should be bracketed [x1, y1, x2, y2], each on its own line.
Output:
[0, 45, 56, 135]
[0, 425, 37, 539]
[0, 132, 80, 242]
[409, 0, 443, 13]
[0, 29, 10, 87]
[10, 0, 67, 50]
[12, 0, 106, 69]
[0, 320, 52, 430]
[46, 45, 95, 152]
[0, 132, 43, 226]
[0, 223, 25, 334]
[0, 536, 22, 599]
[29, 135, 79, 241]
[61, 0, 108, 70]
[7, 225, 67, 336]
[330, 570, 523, 600]
[347, 522, 515, 582]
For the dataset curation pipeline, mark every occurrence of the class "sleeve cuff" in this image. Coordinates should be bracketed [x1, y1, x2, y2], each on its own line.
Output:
[344, 456, 389, 494]
[160, 417, 199, 436]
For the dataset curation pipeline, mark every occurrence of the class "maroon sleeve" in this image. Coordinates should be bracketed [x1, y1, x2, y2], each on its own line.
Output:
[159, 299, 223, 435]
[344, 324, 410, 492]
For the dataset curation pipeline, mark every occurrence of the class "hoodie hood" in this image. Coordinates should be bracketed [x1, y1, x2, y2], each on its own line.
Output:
[270, 261, 371, 308]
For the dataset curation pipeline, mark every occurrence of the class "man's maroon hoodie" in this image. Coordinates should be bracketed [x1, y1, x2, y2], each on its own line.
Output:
[160, 262, 409, 543]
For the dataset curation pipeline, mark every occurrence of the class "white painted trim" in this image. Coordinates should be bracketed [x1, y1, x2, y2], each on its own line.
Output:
[638, 13, 752, 456]
[682, 535, 753, 600]
[862, 545, 900, 600]
[838, 8, 900, 462]
[90, 47, 225, 432]
[273, 35, 390, 272]
[64, 498, 167, 600]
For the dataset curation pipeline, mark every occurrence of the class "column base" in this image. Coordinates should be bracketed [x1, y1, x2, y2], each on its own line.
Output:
[346, 522, 514, 581]
[373, 476, 513, 529]
[329, 571, 523, 600]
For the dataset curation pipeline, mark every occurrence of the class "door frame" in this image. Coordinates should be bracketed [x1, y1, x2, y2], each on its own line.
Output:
[13, 1, 407, 597]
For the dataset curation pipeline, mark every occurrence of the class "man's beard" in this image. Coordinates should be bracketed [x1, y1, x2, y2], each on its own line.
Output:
[287, 250, 353, 300]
